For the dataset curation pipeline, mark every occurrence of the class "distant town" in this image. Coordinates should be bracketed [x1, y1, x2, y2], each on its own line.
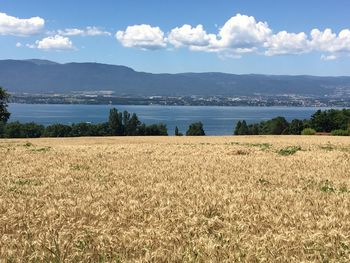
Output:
[9, 91, 350, 107]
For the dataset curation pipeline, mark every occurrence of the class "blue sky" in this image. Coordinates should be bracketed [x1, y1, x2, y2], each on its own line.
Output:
[1, 0, 350, 75]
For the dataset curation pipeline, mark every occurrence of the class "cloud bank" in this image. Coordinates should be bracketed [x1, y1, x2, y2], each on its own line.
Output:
[116, 14, 350, 60]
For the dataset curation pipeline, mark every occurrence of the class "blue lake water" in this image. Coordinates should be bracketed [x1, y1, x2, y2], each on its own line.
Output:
[8, 104, 336, 135]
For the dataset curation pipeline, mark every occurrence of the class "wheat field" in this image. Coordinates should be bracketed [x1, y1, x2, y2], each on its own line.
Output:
[0, 136, 350, 262]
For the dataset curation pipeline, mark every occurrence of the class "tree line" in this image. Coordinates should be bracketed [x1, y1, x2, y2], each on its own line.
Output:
[0, 87, 206, 138]
[234, 109, 350, 136]
[1, 87, 349, 138]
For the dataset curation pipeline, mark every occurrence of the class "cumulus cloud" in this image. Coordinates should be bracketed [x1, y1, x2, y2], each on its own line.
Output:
[57, 26, 111, 36]
[116, 24, 167, 50]
[311, 28, 350, 53]
[168, 14, 272, 55]
[31, 35, 75, 51]
[264, 31, 310, 56]
[264, 28, 350, 58]
[0, 12, 44, 36]
[168, 24, 213, 48]
[214, 14, 271, 50]
[15, 42, 22, 48]
[116, 13, 350, 60]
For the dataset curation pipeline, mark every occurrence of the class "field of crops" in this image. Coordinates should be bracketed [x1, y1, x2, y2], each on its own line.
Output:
[1, 136, 350, 262]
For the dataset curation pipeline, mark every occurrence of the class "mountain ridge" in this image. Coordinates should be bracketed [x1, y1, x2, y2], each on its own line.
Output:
[1, 59, 350, 97]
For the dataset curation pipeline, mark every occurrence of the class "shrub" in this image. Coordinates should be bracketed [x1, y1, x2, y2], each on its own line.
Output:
[331, 129, 350, 136]
[301, 128, 316, 135]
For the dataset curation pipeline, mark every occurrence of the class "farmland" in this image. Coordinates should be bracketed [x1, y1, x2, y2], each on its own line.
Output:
[1, 136, 350, 262]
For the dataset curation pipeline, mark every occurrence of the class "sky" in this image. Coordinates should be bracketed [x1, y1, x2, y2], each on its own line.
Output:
[1, 0, 350, 75]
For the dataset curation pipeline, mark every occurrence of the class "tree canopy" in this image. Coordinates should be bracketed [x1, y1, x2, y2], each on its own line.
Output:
[1, 107, 168, 138]
[186, 122, 205, 136]
[234, 109, 350, 136]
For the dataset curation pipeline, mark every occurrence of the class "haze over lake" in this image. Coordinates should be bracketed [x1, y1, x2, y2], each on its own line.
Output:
[8, 104, 332, 135]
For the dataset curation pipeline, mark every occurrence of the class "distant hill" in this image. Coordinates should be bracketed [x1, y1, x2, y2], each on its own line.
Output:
[1, 59, 350, 97]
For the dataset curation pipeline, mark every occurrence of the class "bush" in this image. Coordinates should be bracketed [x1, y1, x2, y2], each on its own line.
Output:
[301, 128, 316, 135]
[331, 129, 350, 136]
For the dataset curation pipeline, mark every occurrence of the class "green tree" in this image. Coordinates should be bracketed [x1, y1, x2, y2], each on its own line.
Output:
[269, 117, 289, 135]
[174, 126, 183, 136]
[186, 122, 205, 136]
[248, 123, 260, 135]
[22, 122, 45, 138]
[234, 121, 242, 135]
[3, 122, 23, 138]
[239, 120, 249, 135]
[125, 113, 141, 136]
[122, 110, 130, 133]
[0, 122, 4, 137]
[3, 122, 43, 138]
[289, 119, 304, 135]
[95, 122, 111, 136]
[156, 124, 168, 136]
[0, 87, 10, 124]
[175, 126, 179, 136]
[235, 120, 249, 135]
[108, 108, 123, 135]
[44, 124, 72, 137]
[71, 122, 97, 137]
[310, 109, 350, 132]
[144, 123, 168, 136]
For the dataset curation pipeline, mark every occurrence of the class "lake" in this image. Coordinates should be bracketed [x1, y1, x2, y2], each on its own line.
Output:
[8, 104, 333, 135]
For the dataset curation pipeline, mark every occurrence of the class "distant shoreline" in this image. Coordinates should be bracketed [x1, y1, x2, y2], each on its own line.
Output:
[8, 102, 349, 108]
[9, 94, 350, 108]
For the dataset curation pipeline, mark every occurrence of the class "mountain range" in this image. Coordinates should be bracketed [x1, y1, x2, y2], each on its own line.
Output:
[1, 59, 350, 97]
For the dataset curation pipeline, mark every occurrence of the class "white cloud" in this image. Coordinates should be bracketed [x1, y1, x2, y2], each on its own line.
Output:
[311, 28, 350, 53]
[265, 28, 350, 58]
[168, 24, 213, 48]
[321, 54, 337, 61]
[26, 43, 36, 49]
[85, 26, 111, 36]
[116, 13, 350, 60]
[33, 35, 75, 51]
[57, 26, 111, 36]
[0, 12, 44, 36]
[168, 14, 272, 56]
[116, 24, 167, 50]
[265, 31, 310, 56]
[15, 42, 22, 48]
[57, 28, 84, 36]
[214, 14, 271, 50]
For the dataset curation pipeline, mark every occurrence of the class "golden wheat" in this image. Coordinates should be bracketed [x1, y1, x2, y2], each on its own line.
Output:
[0, 136, 350, 262]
